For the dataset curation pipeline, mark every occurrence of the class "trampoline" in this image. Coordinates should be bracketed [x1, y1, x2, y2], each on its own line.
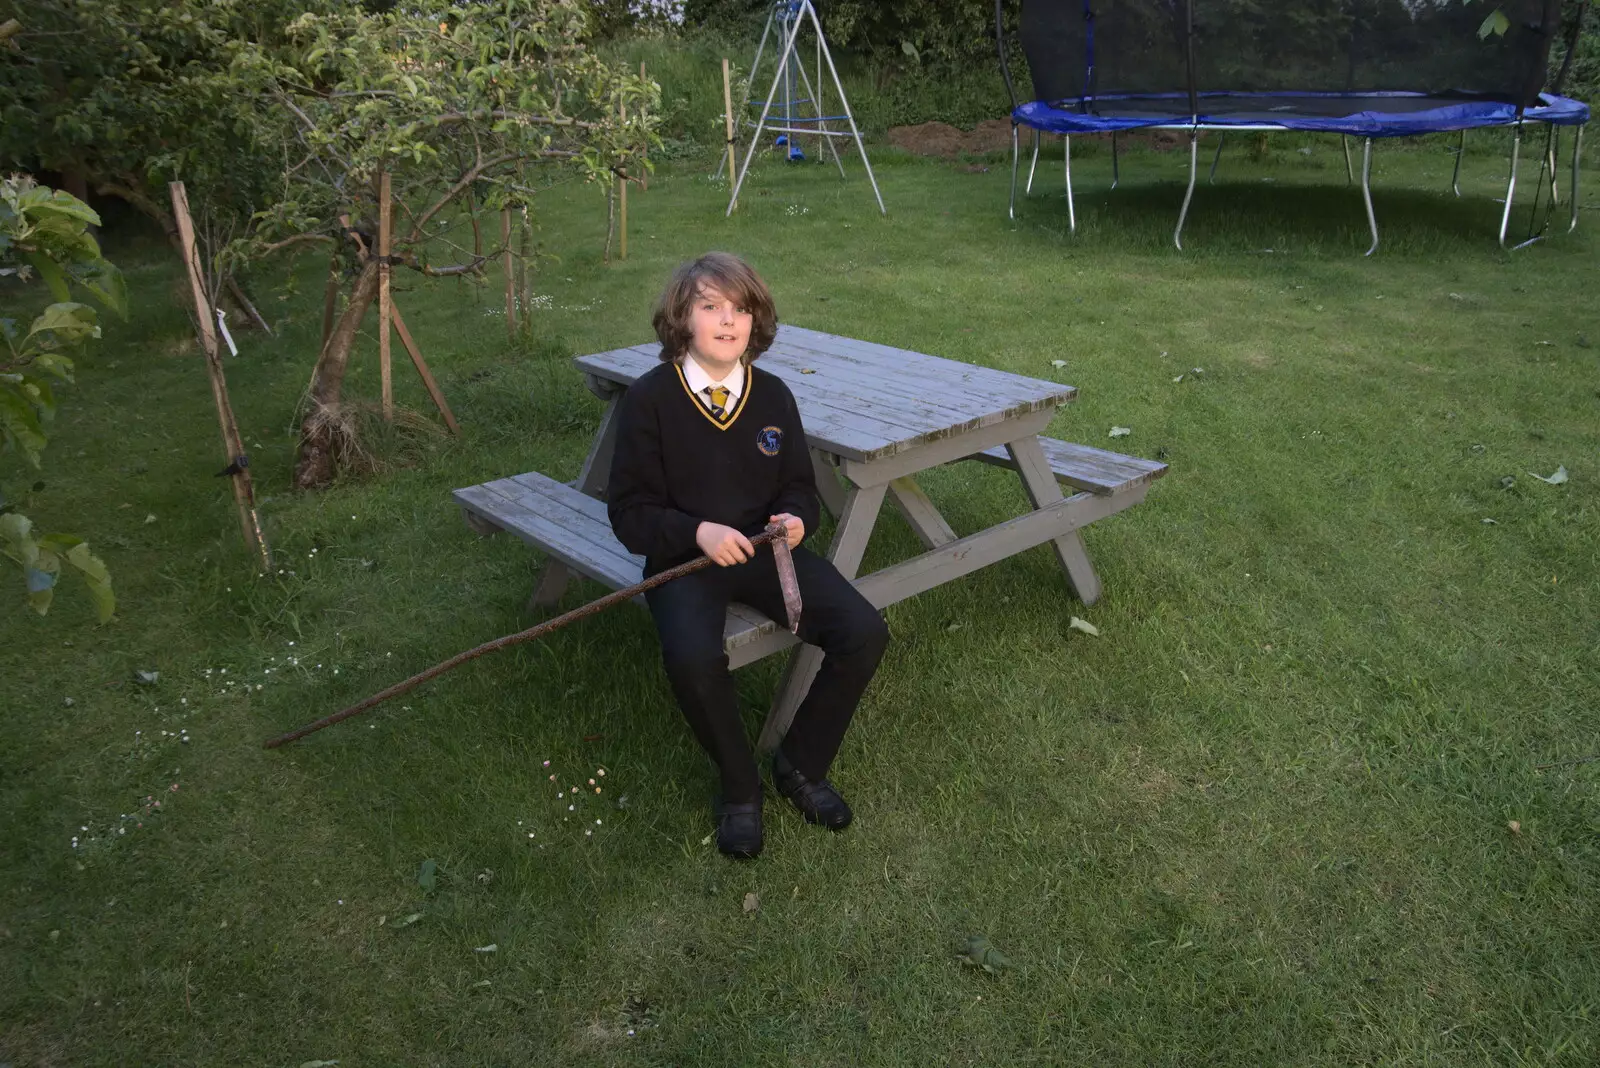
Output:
[997, 0, 1593, 252]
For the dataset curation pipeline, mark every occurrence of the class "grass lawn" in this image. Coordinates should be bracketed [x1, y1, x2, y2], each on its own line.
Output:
[3, 132, 1598, 1066]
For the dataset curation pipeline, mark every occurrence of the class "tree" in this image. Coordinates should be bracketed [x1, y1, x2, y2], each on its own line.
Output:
[0, 176, 123, 622]
[231, 0, 657, 489]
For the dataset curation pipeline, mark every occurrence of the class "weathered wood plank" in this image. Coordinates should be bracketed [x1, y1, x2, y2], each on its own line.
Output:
[1007, 436, 1102, 605]
[574, 394, 622, 501]
[456, 474, 776, 651]
[887, 476, 957, 550]
[454, 483, 640, 587]
[837, 409, 1055, 489]
[853, 488, 1138, 609]
[809, 448, 848, 518]
[968, 438, 1168, 496]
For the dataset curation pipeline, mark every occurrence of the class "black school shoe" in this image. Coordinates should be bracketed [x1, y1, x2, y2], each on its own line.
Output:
[772, 750, 853, 830]
[713, 798, 763, 859]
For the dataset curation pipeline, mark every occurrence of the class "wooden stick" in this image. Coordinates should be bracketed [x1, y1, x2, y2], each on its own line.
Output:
[640, 61, 649, 192]
[603, 182, 615, 263]
[223, 275, 272, 336]
[263, 526, 789, 749]
[466, 187, 483, 257]
[319, 249, 341, 351]
[378, 171, 393, 421]
[501, 207, 515, 336]
[619, 98, 628, 261]
[390, 303, 461, 436]
[168, 181, 271, 573]
[722, 57, 737, 185]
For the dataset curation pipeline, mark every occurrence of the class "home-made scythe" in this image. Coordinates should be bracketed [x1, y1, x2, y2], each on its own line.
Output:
[263, 523, 803, 749]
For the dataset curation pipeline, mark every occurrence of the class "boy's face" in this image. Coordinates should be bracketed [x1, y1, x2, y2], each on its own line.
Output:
[688, 284, 751, 372]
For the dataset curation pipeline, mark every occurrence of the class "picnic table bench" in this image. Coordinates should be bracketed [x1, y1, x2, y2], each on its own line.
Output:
[455, 324, 1166, 751]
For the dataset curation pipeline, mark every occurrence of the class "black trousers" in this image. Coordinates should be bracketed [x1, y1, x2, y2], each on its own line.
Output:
[644, 544, 889, 803]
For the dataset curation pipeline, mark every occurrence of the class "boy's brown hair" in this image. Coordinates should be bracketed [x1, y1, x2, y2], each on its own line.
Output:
[652, 252, 778, 364]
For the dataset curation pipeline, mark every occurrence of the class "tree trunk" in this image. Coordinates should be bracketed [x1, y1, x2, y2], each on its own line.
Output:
[294, 259, 382, 490]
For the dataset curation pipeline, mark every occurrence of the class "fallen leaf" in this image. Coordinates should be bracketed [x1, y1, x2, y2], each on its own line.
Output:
[299, 1061, 340, 1068]
[472, 979, 491, 988]
[1481, 518, 1498, 525]
[1068, 617, 1100, 637]
[1051, 359, 1067, 368]
[416, 859, 438, 893]
[700, 833, 713, 847]
[1190, 367, 1204, 375]
[1499, 476, 1517, 490]
[799, 368, 816, 374]
[742, 893, 759, 914]
[1470, 443, 1486, 453]
[1171, 375, 1184, 383]
[144, 514, 158, 525]
[958, 935, 1013, 974]
[946, 622, 964, 632]
[1529, 465, 1568, 485]
[1507, 820, 1522, 835]
[473, 943, 497, 953]
[390, 912, 423, 928]
[1109, 426, 1131, 438]
[135, 670, 159, 685]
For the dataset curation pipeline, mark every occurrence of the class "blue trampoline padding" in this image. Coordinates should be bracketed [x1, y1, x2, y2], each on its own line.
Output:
[1014, 91, 1589, 138]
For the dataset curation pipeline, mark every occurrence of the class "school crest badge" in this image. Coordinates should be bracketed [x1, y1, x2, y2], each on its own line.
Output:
[756, 426, 783, 456]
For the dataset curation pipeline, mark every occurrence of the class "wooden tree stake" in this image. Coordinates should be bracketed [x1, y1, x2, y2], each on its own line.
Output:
[390, 304, 460, 436]
[640, 61, 649, 192]
[501, 207, 515, 336]
[378, 171, 393, 421]
[168, 181, 271, 573]
[722, 58, 737, 185]
[618, 98, 628, 261]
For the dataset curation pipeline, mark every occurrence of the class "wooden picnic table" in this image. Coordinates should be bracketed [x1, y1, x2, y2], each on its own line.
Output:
[549, 323, 1162, 750]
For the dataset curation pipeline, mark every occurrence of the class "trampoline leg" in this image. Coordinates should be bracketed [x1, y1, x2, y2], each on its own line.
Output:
[1570, 125, 1582, 235]
[1208, 132, 1225, 184]
[1175, 131, 1198, 251]
[1009, 123, 1020, 220]
[1026, 129, 1040, 195]
[1111, 132, 1120, 191]
[1361, 137, 1379, 257]
[1342, 135, 1354, 185]
[1498, 125, 1521, 250]
[1451, 130, 1465, 196]
[1546, 128, 1559, 207]
[1064, 134, 1076, 235]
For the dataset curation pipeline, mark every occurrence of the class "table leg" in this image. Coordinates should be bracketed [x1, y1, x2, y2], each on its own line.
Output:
[809, 447, 847, 519]
[757, 481, 886, 755]
[1006, 436, 1102, 605]
[530, 394, 621, 611]
[887, 475, 957, 549]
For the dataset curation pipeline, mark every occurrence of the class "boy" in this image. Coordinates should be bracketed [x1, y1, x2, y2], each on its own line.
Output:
[606, 252, 889, 859]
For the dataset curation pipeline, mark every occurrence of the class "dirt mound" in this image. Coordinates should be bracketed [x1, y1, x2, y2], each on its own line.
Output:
[888, 119, 1186, 157]
[887, 118, 1019, 158]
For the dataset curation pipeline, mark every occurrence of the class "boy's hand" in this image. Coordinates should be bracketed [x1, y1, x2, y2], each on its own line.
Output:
[696, 522, 754, 567]
[768, 512, 804, 550]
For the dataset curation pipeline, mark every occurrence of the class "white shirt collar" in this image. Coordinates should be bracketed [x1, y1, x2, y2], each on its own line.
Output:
[681, 356, 745, 405]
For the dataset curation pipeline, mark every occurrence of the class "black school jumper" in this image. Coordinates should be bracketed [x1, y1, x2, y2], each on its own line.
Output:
[607, 360, 889, 803]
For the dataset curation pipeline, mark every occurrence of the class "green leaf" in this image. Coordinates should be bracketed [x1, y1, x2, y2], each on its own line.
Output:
[25, 303, 100, 351]
[0, 512, 38, 570]
[0, 384, 49, 466]
[80, 261, 128, 318]
[64, 540, 115, 622]
[1478, 9, 1510, 38]
[390, 912, 424, 928]
[958, 935, 1013, 974]
[26, 253, 72, 303]
[25, 189, 102, 228]
[416, 858, 438, 892]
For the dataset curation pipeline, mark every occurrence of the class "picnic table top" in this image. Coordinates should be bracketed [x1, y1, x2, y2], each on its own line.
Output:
[573, 324, 1077, 463]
